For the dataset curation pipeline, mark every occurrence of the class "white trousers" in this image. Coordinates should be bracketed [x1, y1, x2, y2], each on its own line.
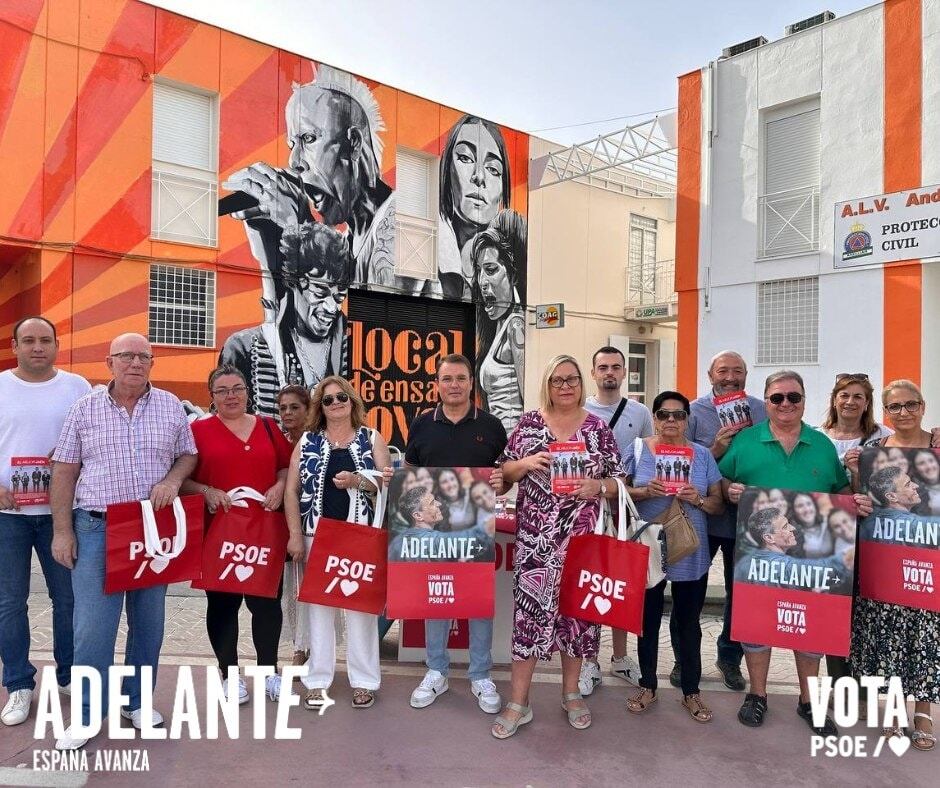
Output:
[302, 603, 381, 690]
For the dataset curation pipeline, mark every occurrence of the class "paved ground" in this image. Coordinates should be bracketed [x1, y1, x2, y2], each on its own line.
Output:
[0, 559, 933, 786]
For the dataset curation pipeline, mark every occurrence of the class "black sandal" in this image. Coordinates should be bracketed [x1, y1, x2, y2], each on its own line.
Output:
[737, 693, 768, 727]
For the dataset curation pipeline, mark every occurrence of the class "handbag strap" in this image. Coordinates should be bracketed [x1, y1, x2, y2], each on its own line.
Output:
[140, 497, 187, 559]
[227, 486, 268, 508]
[608, 398, 628, 429]
[356, 468, 388, 529]
[592, 478, 629, 541]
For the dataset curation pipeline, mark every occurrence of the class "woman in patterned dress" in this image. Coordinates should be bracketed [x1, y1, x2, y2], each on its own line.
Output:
[491, 355, 624, 738]
[849, 380, 938, 751]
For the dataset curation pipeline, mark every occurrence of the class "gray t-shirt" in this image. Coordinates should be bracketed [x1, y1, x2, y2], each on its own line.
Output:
[584, 395, 653, 468]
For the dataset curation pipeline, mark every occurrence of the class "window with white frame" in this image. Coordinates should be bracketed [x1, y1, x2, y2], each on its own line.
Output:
[760, 99, 820, 258]
[395, 148, 438, 279]
[152, 81, 218, 247]
[628, 214, 658, 302]
[148, 264, 216, 348]
[756, 276, 818, 365]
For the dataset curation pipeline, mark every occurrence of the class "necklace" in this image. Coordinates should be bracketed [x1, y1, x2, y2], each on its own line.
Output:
[325, 429, 356, 450]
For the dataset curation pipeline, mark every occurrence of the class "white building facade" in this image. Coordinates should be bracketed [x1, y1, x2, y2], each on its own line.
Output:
[675, 0, 940, 420]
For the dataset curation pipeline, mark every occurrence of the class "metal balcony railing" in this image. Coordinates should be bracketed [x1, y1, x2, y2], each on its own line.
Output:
[758, 185, 819, 258]
[626, 258, 676, 306]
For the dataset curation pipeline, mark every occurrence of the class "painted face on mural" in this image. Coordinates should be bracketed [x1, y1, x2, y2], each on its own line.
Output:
[449, 121, 504, 227]
[286, 88, 360, 226]
[478, 247, 513, 319]
[292, 277, 347, 341]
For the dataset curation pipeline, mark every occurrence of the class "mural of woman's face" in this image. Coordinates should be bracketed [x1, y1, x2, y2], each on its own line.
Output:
[792, 494, 817, 527]
[450, 122, 504, 228]
[478, 247, 512, 319]
[438, 470, 460, 501]
[768, 488, 788, 516]
[913, 450, 940, 485]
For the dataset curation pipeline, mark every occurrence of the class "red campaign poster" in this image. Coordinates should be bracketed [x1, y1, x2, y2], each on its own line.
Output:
[385, 466, 497, 620]
[858, 447, 940, 612]
[11, 456, 51, 506]
[653, 444, 694, 494]
[729, 488, 856, 656]
[400, 618, 470, 650]
[549, 442, 587, 494]
[713, 391, 754, 429]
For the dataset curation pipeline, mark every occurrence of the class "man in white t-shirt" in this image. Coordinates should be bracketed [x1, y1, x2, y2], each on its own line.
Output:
[580, 346, 654, 695]
[0, 317, 90, 727]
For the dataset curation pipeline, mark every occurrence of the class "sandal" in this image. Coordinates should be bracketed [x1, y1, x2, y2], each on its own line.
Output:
[491, 702, 533, 739]
[912, 713, 936, 752]
[303, 689, 325, 711]
[561, 692, 591, 730]
[682, 693, 713, 723]
[626, 687, 657, 714]
[883, 726, 907, 739]
[352, 688, 375, 709]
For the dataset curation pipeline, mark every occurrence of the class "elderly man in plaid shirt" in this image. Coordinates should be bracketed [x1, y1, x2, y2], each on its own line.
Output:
[50, 333, 197, 750]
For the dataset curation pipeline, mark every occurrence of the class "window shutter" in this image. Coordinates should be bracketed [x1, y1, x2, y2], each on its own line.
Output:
[153, 83, 214, 170]
[396, 150, 431, 219]
[764, 109, 820, 194]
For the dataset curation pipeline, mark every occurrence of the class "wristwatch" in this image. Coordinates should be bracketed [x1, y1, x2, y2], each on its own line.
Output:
[696, 495, 705, 508]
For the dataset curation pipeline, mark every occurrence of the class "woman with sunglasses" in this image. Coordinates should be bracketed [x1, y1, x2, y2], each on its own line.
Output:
[851, 379, 938, 752]
[284, 376, 390, 710]
[623, 391, 724, 723]
[491, 355, 623, 738]
[180, 365, 300, 704]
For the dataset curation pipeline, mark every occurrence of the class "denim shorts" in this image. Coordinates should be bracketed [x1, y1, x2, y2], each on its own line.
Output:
[741, 642, 823, 660]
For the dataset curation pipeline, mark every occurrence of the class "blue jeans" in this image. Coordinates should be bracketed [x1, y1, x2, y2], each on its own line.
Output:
[424, 618, 493, 682]
[0, 512, 74, 692]
[71, 510, 166, 725]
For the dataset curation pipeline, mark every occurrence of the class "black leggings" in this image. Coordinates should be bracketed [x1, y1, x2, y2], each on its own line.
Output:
[638, 574, 709, 696]
[205, 585, 283, 671]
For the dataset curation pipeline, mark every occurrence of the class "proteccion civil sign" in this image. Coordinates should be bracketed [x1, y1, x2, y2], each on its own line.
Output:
[834, 183, 940, 268]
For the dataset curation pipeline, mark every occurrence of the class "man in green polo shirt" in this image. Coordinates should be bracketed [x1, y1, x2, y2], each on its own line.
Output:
[720, 370, 864, 737]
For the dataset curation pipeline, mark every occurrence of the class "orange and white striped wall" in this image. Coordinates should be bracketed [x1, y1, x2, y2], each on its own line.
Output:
[676, 0, 940, 420]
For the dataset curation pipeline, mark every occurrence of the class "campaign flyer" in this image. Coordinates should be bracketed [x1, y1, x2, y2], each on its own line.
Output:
[713, 391, 753, 429]
[730, 487, 855, 656]
[549, 441, 588, 494]
[11, 456, 51, 506]
[857, 447, 940, 612]
[653, 444, 694, 494]
[386, 466, 496, 619]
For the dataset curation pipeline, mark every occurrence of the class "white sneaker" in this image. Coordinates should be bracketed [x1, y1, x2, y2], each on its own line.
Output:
[578, 660, 602, 696]
[265, 675, 282, 702]
[59, 683, 71, 696]
[120, 707, 164, 729]
[470, 679, 501, 714]
[55, 725, 89, 750]
[223, 677, 250, 705]
[410, 670, 448, 709]
[610, 656, 641, 687]
[1, 689, 32, 726]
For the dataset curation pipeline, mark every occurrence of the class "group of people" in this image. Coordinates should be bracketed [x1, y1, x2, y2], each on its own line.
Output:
[0, 316, 936, 753]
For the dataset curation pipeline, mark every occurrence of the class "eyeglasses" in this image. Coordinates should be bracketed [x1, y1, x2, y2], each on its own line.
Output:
[549, 375, 582, 389]
[885, 400, 922, 415]
[212, 385, 247, 397]
[767, 392, 804, 405]
[321, 392, 350, 407]
[109, 352, 154, 364]
[836, 373, 869, 382]
[654, 409, 688, 422]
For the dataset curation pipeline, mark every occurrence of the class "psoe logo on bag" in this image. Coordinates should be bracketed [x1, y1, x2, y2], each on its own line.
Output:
[808, 676, 911, 758]
[427, 572, 456, 605]
[775, 599, 807, 635]
[33, 665, 323, 743]
[129, 540, 172, 579]
[323, 555, 376, 597]
[217, 541, 271, 582]
[576, 569, 625, 616]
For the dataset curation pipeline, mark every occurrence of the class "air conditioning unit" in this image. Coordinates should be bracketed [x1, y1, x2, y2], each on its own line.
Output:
[786, 12, 835, 35]
[721, 36, 768, 59]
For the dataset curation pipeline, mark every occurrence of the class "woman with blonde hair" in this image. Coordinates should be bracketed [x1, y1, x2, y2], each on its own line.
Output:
[490, 355, 623, 738]
[284, 375, 390, 709]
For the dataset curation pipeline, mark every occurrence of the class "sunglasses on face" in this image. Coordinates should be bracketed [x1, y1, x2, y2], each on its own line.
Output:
[321, 392, 350, 407]
[767, 392, 804, 405]
[885, 400, 922, 415]
[655, 409, 688, 422]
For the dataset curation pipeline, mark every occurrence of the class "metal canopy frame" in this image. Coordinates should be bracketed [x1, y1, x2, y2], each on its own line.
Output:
[530, 112, 678, 197]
